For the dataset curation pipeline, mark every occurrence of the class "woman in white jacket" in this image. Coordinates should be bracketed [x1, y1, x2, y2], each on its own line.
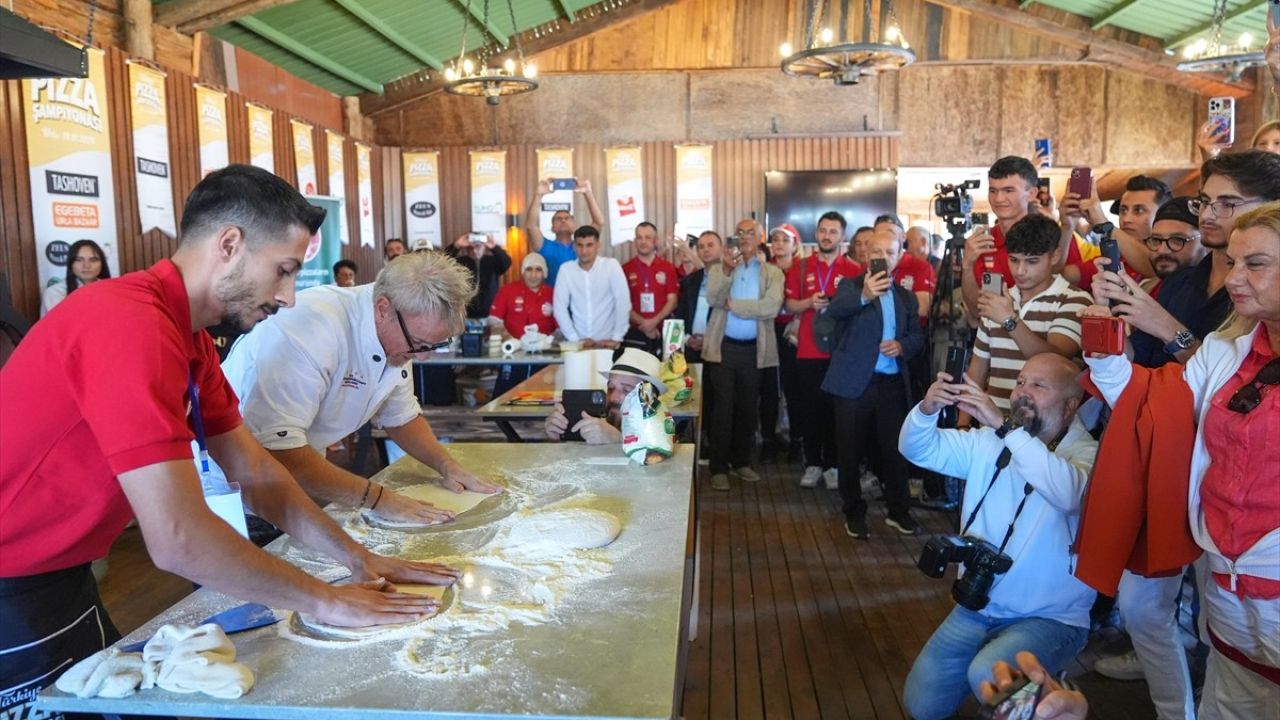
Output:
[1085, 202, 1280, 720]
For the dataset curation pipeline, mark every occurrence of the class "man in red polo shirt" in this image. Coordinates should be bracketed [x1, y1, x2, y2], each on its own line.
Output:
[962, 156, 1040, 323]
[896, 226, 939, 326]
[622, 221, 680, 354]
[785, 211, 863, 490]
[0, 165, 452, 701]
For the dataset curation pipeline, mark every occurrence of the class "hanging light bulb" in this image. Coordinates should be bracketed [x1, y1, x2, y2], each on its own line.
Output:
[524, 62, 537, 79]
[445, 66, 457, 82]
[779, 42, 792, 58]
[1238, 32, 1253, 50]
[504, 57, 516, 74]
[885, 25, 900, 42]
[820, 27, 833, 44]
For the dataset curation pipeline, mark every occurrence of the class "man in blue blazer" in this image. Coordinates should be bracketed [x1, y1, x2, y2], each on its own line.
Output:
[822, 228, 926, 538]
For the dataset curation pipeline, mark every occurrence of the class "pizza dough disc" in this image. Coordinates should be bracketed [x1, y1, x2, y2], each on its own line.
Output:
[366, 484, 494, 528]
[295, 583, 451, 640]
[497, 509, 622, 559]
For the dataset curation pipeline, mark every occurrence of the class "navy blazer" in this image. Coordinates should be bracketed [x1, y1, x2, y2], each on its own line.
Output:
[820, 274, 926, 401]
[676, 268, 711, 363]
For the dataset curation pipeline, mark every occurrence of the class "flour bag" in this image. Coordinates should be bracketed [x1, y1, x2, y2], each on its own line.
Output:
[621, 381, 675, 465]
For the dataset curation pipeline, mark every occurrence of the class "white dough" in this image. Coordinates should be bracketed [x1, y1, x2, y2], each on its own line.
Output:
[367, 484, 494, 527]
[496, 509, 622, 559]
[295, 584, 449, 640]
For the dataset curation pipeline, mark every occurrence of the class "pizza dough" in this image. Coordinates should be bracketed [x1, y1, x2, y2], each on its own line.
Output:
[295, 583, 450, 640]
[367, 483, 494, 527]
[497, 509, 622, 559]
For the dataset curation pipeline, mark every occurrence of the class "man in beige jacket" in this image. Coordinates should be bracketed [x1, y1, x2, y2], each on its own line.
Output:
[701, 219, 785, 490]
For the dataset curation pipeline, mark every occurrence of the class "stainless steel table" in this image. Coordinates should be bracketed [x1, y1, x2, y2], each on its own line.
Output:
[412, 349, 564, 366]
[476, 365, 702, 442]
[39, 444, 696, 720]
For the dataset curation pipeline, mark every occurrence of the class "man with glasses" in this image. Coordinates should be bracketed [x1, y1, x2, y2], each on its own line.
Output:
[218, 250, 500, 532]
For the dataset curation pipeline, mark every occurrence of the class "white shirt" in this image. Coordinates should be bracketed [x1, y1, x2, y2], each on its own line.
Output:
[219, 284, 421, 452]
[40, 279, 83, 317]
[552, 256, 631, 343]
[899, 406, 1098, 628]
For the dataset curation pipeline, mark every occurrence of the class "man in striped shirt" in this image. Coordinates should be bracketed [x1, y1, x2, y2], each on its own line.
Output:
[968, 214, 1091, 412]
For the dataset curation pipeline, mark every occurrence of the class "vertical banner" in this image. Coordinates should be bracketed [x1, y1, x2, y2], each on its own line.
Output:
[402, 151, 442, 250]
[675, 144, 714, 236]
[22, 46, 119, 291]
[247, 104, 274, 172]
[194, 85, 228, 177]
[291, 119, 317, 194]
[298, 196, 343, 290]
[325, 130, 348, 244]
[356, 144, 375, 248]
[127, 62, 176, 237]
[535, 147, 574, 239]
[605, 146, 645, 247]
[469, 150, 507, 241]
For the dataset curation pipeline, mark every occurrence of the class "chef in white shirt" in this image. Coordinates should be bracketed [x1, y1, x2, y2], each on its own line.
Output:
[552, 225, 631, 349]
[218, 251, 500, 527]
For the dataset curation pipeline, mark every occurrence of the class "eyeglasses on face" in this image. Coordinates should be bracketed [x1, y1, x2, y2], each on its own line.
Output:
[1227, 358, 1280, 414]
[1142, 234, 1196, 252]
[1188, 196, 1263, 218]
[395, 309, 452, 354]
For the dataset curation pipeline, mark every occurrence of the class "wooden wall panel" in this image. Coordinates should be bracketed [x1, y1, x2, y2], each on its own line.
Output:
[1103, 69, 1198, 167]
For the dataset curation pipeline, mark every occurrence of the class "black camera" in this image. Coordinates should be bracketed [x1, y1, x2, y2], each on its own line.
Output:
[933, 179, 980, 220]
[918, 534, 1013, 611]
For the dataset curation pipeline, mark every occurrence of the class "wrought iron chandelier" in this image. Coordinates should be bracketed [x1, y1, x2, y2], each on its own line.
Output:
[443, 0, 538, 105]
[780, 0, 914, 85]
[1174, 0, 1265, 81]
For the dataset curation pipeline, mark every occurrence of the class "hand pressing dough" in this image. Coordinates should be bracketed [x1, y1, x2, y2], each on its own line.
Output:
[368, 483, 494, 527]
[497, 509, 622, 559]
[296, 584, 449, 640]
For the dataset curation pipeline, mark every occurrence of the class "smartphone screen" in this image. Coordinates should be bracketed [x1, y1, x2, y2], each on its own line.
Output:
[869, 258, 889, 278]
[686, 233, 699, 248]
[1271, 0, 1280, 28]
[982, 677, 1043, 720]
[551, 178, 578, 191]
[971, 212, 989, 227]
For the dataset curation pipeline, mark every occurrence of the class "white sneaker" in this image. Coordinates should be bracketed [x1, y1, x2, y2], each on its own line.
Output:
[800, 466, 822, 488]
[1094, 650, 1145, 681]
[823, 468, 839, 490]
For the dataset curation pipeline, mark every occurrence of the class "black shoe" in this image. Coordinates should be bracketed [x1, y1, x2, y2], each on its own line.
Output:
[845, 516, 869, 539]
[885, 513, 921, 536]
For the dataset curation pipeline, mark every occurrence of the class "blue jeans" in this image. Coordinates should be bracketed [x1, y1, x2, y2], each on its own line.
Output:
[902, 606, 1088, 720]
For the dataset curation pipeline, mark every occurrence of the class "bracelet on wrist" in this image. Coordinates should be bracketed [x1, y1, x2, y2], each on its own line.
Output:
[358, 480, 373, 508]
[370, 485, 385, 511]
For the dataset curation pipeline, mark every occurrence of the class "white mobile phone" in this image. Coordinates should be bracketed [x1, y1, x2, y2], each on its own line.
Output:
[1208, 97, 1235, 146]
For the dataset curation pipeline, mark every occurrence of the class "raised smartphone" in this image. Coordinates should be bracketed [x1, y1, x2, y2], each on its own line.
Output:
[1034, 138, 1052, 168]
[1068, 167, 1092, 199]
[868, 258, 889, 278]
[551, 177, 578, 191]
[938, 345, 969, 429]
[971, 211, 990, 226]
[981, 270, 1005, 296]
[1208, 97, 1235, 146]
[560, 388, 606, 442]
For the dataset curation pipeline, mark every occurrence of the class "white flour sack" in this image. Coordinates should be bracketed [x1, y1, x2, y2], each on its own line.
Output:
[620, 381, 674, 465]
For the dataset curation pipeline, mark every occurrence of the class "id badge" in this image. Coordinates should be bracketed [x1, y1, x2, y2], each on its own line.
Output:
[205, 483, 250, 539]
[640, 292, 656, 314]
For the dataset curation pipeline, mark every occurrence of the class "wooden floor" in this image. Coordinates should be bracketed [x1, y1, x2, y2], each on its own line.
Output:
[98, 432, 1172, 720]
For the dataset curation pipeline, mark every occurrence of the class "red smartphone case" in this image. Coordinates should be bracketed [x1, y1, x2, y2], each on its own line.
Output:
[1081, 315, 1126, 356]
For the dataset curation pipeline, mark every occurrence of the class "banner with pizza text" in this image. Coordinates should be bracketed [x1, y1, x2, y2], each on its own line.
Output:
[195, 85, 228, 177]
[247, 103, 274, 172]
[402, 151, 442, 250]
[605, 146, 645, 246]
[22, 46, 119, 293]
[356, 144, 375, 248]
[326, 130, 349, 244]
[535, 147, 574, 240]
[469, 150, 507, 242]
[127, 62, 176, 237]
[675, 144, 713, 236]
[291, 119, 317, 194]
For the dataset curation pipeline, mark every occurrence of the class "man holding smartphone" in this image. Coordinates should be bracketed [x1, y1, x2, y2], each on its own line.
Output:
[962, 157, 1039, 324]
[523, 177, 605, 286]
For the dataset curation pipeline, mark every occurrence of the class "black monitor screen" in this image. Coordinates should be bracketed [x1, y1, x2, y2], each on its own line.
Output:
[764, 169, 898, 245]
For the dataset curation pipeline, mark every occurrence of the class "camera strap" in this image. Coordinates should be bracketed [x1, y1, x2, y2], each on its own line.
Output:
[961, 433, 1065, 552]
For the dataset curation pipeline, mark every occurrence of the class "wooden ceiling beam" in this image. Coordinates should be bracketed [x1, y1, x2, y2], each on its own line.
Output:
[1164, 0, 1267, 50]
[921, 0, 1254, 97]
[359, 0, 682, 117]
[236, 16, 383, 92]
[452, 0, 509, 46]
[331, 0, 444, 70]
[155, 0, 301, 34]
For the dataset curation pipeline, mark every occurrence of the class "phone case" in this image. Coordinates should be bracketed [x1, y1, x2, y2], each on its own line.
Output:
[1208, 97, 1235, 146]
[1081, 315, 1126, 356]
[981, 271, 1005, 296]
[1068, 167, 1092, 198]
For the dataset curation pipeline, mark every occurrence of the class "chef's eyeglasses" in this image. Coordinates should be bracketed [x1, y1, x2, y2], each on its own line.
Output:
[1142, 234, 1196, 252]
[1227, 358, 1280, 415]
[395, 310, 452, 353]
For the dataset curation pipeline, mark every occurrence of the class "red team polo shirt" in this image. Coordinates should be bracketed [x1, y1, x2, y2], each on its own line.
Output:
[622, 255, 679, 327]
[489, 282, 557, 338]
[784, 254, 863, 360]
[0, 260, 241, 577]
[893, 253, 938, 327]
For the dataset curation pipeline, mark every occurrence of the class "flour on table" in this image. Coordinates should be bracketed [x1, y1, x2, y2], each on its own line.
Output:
[293, 583, 450, 640]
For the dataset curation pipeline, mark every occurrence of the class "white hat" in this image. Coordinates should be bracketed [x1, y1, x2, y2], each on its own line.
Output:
[601, 347, 667, 395]
[521, 253, 548, 273]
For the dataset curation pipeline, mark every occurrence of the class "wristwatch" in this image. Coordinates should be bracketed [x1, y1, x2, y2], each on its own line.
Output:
[1164, 329, 1195, 356]
[995, 418, 1020, 439]
[1001, 314, 1019, 332]
[1091, 221, 1115, 238]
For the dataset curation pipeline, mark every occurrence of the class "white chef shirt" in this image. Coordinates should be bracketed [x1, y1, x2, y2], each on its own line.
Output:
[552, 256, 631, 343]
[219, 284, 421, 452]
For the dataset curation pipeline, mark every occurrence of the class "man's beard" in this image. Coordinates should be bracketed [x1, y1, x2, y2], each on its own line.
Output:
[216, 261, 278, 332]
[1153, 255, 1181, 279]
[1011, 397, 1045, 437]
[606, 401, 623, 429]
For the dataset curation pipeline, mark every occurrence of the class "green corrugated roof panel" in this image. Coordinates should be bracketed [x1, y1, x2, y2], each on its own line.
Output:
[211, 23, 367, 95]
[1031, 0, 1272, 50]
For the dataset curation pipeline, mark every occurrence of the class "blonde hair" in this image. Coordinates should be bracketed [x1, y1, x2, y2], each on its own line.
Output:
[373, 250, 476, 335]
[1216, 200, 1280, 339]
[1252, 120, 1280, 149]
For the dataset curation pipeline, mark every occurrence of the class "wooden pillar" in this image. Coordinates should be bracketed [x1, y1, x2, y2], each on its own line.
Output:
[343, 96, 366, 142]
[122, 0, 154, 60]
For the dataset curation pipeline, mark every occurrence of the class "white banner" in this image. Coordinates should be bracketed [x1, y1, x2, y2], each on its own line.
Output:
[469, 150, 507, 241]
[127, 62, 176, 237]
[675, 144, 713, 236]
[326, 130, 348, 245]
[356, 143, 374, 248]
[23, 46, 119, 291]
[291, 119, 316, 194]
[535, 147, 574, 239]
[402, 151, 442, 250]
[247, 103, 274, 172]
[605, 146, 645, 247]
[195, 85, 228, 177]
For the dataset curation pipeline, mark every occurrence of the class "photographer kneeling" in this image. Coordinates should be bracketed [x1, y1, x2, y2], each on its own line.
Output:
[898, 353, 1097, 720]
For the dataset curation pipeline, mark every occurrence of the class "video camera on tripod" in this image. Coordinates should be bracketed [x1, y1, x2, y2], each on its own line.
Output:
[933, 179, 981, 233]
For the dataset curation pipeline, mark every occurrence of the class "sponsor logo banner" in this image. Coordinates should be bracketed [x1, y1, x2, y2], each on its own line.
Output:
[469, 150, 507, 243]
[675, 144, 713, 236]
[291, 119, 316, 194]
[195, 85, 228, 177]
[402, 151, 442, 249]
[247, 104, 274, 172]
[128, 62, 175, 236]
[605, 146, 645, 246]
[356, 143, 375, 248]
[23, 46, 119, 289]
[326, 130, 348, 244]
[535, 147, 574, 240]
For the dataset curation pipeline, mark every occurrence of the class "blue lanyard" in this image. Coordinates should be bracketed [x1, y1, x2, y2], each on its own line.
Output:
[188, 375, 209, 478]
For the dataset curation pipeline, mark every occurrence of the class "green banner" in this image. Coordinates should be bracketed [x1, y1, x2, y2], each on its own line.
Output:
[298, 195, 343, 290]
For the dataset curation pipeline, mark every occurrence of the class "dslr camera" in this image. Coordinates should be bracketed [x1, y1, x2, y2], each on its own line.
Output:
[918, 534, 1013, 611]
